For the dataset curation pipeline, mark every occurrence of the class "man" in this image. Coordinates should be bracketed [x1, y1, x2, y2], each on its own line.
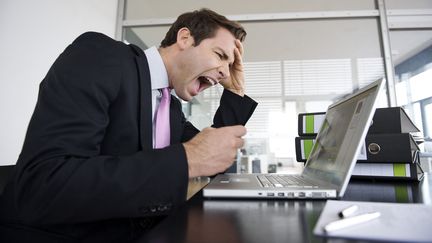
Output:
[0, 8, 256, 241]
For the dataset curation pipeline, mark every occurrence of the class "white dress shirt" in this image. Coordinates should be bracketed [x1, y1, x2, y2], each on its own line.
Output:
[144, 46, 170, 147]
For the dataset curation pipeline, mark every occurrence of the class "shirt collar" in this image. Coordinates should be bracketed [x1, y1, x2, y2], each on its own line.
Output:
[144, 46, 169, 90]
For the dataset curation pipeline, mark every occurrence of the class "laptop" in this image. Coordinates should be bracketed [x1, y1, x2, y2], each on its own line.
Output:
[203, 79, 384, 199]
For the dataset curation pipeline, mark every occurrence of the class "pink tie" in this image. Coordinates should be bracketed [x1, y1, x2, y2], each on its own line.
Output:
[154, 88, 171, 148]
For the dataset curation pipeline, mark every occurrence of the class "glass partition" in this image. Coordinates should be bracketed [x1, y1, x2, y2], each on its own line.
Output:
[124, 16, 385, 173]
[119, 0, 432, 173]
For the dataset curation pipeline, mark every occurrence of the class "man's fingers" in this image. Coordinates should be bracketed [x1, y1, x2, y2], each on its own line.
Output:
[221, 125, 247, 137]
[235, 39, 244, 56]
[234, 48, 243, 67]
[234, 137, 245, 148]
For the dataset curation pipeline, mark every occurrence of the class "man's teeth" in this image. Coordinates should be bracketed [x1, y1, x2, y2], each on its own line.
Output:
[205, 77, 216, 85]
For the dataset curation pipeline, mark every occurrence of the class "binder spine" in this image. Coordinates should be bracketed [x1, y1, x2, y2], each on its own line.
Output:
[295, 136, 315, 162]
[351, 159, 422, 181]
[357, 133, 419, 163]
[352, 163, 412, 178]
[298, 112, 325, 136]
[295, 134, 418, 163]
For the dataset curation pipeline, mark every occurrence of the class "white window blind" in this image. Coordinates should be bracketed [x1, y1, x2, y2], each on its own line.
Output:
[244, 61, 282, 97]
[284, 59, 352, 95]
[357, 57, 384, 88]
[245, 98, 282, 134]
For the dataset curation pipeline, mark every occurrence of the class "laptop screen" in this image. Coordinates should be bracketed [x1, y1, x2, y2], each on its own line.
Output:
[302, 80, 382, 193]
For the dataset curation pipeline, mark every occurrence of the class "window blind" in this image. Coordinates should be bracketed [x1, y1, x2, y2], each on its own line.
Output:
[284, 59, 352, 95]
[244, 61, 282, 97]
[357, 57, 384, 88]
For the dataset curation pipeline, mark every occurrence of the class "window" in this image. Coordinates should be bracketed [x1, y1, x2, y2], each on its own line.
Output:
[424, 100, 432, 138]
[393, 44, 432, 140]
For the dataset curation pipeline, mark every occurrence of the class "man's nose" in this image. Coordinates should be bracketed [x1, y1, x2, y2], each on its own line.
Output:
[218, 63, 230, 80]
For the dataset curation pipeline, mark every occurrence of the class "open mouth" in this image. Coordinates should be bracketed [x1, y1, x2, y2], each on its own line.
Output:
[193, 76, 218, 95]
[198, 76, 217, 86]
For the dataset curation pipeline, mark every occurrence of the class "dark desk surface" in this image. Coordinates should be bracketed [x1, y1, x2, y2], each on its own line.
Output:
[142, 173, 432, 243]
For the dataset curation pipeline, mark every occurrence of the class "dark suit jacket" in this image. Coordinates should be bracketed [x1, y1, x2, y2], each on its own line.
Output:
[0, 31, 257, 231]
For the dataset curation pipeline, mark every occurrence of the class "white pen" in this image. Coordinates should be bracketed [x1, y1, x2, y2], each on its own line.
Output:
[324, 212, 381, 232]
[338, 205, 359, 218]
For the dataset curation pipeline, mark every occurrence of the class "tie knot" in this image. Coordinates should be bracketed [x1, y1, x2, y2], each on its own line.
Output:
[161, 87, 170, 97]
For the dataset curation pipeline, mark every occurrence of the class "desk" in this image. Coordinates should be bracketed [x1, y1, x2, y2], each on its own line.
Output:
[186, 177, 210, 200]
[142, 174, 432, 243]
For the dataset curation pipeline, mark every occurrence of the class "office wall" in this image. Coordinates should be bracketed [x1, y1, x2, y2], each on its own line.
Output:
[0, 0, 118, 165]
[126, 0, 376, 19]
[127, 0, 380, 62]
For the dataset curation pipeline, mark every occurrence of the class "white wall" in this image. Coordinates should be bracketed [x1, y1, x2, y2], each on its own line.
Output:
[0, 0, 118, 165]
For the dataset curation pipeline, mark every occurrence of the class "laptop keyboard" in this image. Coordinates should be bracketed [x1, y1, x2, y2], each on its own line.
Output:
[257, 175, 318, 188]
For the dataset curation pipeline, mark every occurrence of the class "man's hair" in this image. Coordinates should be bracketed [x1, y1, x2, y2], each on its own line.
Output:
[160, 8, 246, 48]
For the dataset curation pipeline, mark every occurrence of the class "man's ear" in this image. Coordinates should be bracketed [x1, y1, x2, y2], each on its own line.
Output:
[176, 27, 194, 49]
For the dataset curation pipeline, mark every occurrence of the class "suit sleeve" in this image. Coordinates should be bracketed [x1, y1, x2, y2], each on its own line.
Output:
[212, 89, 257, 128]
[179, 89, 257, 142]
[13, 33, 188, 225]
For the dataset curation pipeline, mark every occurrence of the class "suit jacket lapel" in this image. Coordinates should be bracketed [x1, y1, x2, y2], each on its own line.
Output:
[169, 96, 182, 145]
[133, 44, 183, 149]
[135, 54, 153, 150]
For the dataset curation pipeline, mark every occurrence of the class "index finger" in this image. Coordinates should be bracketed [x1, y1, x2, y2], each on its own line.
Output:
[235, 39, 244, 56]
[221, 125, 247, 137]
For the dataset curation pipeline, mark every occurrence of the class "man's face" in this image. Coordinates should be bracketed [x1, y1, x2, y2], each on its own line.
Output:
[170, 27, 236, 101]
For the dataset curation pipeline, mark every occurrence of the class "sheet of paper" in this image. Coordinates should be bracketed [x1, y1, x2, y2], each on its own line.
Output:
[314, 200, 432, 242]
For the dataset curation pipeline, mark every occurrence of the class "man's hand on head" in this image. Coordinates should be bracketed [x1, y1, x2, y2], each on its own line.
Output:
[183, 125, 246, 178]
[220, 39, 245, 97]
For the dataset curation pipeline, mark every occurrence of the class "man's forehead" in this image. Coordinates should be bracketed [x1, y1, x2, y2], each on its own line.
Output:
[214, 28, 236, 43]
[213, 30, 236, 52]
